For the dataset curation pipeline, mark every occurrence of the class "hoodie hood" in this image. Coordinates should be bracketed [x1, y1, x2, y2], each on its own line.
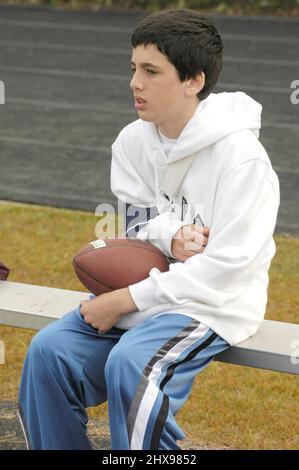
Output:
[142, 91, 262, 164]
[139, 92, 263, 207]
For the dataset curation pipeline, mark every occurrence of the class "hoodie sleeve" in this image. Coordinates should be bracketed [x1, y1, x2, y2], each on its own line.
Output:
[134, 211, 185, 258]
[118, 202, 184, 258]
[111, 130, 185, 258]
[128, 158, 280, 311]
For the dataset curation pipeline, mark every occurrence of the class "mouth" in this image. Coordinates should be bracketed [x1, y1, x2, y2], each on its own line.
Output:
[134, 96, 147, 111]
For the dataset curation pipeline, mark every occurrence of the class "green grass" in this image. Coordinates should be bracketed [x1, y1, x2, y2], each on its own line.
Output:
[0, 0, 299, 17]
[0, 201, 298, 449]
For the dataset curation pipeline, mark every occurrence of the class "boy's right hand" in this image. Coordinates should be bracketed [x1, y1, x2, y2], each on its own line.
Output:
[171, 224, 210, 262]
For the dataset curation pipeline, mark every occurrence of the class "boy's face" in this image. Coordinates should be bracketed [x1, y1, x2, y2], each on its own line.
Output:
[130, 44, 197, 127]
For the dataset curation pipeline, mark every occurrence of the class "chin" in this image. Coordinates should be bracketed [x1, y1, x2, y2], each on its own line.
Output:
[138, 114, 155, 123]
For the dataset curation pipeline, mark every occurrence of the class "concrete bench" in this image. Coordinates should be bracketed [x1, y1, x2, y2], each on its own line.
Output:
[0, 280, 298, 375]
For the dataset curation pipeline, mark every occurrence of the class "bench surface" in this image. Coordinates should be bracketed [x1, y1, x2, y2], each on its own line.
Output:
[0, 280, 298, 375]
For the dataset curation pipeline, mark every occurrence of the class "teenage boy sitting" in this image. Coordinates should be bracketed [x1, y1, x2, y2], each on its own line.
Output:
[19, 9, 279, 450]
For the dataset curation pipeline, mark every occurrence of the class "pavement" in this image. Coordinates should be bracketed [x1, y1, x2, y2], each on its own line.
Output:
[0, 4, 298, 234]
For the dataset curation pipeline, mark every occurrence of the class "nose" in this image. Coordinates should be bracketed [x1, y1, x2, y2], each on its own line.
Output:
[130, 70, 143, 92]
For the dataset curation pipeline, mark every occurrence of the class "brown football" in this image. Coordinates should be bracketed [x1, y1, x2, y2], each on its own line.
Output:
[73, 237, 170, 295]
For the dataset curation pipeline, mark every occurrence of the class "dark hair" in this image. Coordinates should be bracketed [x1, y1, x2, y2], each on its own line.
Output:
[131, 9, 223, 100]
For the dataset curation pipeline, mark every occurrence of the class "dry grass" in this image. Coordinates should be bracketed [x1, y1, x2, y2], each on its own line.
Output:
[0, 201, 298, 449]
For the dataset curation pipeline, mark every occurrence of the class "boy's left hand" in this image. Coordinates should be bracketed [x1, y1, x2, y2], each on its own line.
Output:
[80, 287, 137, 334]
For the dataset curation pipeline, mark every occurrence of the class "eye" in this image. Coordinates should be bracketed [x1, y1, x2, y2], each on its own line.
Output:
[130, 67, 136, 73]
[146, 69, 156, 75]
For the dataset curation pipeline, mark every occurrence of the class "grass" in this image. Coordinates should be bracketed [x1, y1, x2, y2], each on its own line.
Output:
[0, 0, 299, 17]
[0, 200, 298, 449]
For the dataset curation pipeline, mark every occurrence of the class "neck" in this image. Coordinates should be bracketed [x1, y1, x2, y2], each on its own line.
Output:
[157, 99, 200, 139]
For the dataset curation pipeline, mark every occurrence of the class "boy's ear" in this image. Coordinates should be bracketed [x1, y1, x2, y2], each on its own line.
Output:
[185, 71, 205, 97]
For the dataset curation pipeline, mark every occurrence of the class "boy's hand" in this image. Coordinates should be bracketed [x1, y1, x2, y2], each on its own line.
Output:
[80, 287, 137, 334]
[171, 224, 210, 262]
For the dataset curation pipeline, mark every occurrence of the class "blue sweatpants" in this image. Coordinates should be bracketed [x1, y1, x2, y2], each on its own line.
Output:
[18, 302, 230, 450]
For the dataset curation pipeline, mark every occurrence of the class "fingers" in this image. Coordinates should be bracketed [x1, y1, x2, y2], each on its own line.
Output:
[182, 231, 208, 248]
[175, 241, 207, 261]
[171, 224, 211, 262]
[79, 300, 89, 317]
[183, 237, 208, 252]
[177, 249, 203, 262]
[181, 224, 210, 239]
[192, 225, 210, 239]
[196, 225, 210, 236]
[98, 329, 107, 335]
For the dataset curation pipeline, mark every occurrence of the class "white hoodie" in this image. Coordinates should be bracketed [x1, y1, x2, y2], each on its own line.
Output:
[110, 92, 280, 346]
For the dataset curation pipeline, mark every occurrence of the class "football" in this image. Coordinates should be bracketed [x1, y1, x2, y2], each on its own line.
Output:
[73, 237, 170, 295]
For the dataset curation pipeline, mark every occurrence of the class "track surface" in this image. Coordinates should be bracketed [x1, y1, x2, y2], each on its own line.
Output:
[0, 4, 298, 234]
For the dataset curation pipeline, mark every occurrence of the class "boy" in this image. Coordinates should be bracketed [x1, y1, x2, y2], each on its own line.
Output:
[18, 9, 280, 450]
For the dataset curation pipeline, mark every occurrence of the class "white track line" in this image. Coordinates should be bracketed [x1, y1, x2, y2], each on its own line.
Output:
[262, 121, 299, 130]
[0, 135, 110, 153]
[0, 135, 298, 175]
[222, 33, 299, 43]
[0, 40, 130, 55]
[0, 65, 292, 94]
[5, 98, 299, 131]
[208, 14, 299, 23]
[224, 56, 298, 67]
[6, 97, 136, 115]
[0, 40, 297, 67]
[0, 184, 102, 205]
[0, 65, 129, 81]
[218, 82, 290, 94]
[0, 19, 133, 33]
[0, 18, 298, 43]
